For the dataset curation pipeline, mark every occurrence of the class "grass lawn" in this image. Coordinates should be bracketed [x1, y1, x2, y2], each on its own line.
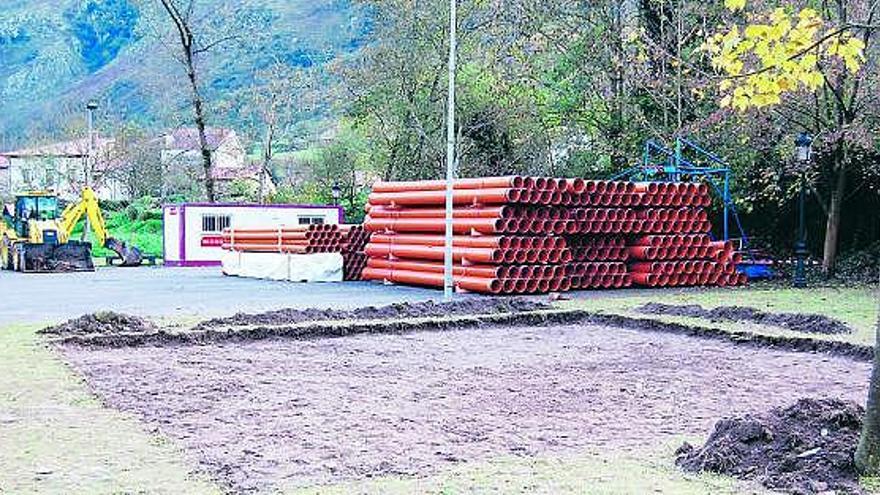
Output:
[558, 284, 879, 347]
[289, 448, 769, 495]
[0, 324, 218, 494]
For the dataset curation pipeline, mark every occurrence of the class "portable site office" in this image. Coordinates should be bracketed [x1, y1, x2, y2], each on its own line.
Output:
[163, 203, 344, 267]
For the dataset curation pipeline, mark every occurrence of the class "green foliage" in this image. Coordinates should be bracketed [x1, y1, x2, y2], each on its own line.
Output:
[70, 204, 164, 258]
[125, 196, 161, 222]
[835, 243, 880, 285]
[222, 180, 261, 203]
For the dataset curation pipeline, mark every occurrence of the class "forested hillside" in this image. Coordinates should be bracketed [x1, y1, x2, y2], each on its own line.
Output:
[0, 0, 364, 145]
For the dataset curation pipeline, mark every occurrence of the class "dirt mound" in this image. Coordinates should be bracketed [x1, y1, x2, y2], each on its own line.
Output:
[638, 303, 852, 335]
[194, 298, 551, 330]
[40, 311, 157, 337]
[676, 398, 864, 494]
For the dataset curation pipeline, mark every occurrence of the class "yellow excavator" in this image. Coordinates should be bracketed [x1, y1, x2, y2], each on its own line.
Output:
[1, 187, 142, 273]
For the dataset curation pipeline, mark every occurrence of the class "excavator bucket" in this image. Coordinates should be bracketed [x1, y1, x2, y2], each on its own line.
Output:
[19, 241, 95, 273]
[105, 238, 143, 267]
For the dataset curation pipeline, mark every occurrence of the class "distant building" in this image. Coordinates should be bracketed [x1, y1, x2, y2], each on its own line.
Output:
[0, 137, 127, 201]
[0, 127, 274, 201]
[157, 127, 275, 199]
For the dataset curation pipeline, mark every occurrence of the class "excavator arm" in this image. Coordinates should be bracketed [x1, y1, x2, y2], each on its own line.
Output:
[60, 187, 142, 266]
[59, 187, 108, 245]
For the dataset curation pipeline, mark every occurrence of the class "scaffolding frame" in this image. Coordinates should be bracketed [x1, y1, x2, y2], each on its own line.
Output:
[611, 136, 749, 247]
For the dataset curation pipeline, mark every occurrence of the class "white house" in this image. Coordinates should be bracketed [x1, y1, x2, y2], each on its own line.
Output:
[158, 128, 276, 198]
[0, 137, 128, 201]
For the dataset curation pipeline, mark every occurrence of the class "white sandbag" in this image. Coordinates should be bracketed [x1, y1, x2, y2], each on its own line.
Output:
[221, 251, 343, 283]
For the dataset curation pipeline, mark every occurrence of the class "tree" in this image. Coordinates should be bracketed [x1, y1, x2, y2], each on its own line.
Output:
[102, 125, 164, 199]
[240, 62, 317, 203]
[856, 287, 880, 474]
[145, 0, 271, 202]
[155, 0, 217, 201]
[341, 0, 553, 181]
[703, 0, 879, 273]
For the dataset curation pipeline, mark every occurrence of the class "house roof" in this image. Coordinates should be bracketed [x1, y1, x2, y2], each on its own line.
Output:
[211, 164, 266, 181]
[0, 137, 115, 159]
[163, 128, 237, 151]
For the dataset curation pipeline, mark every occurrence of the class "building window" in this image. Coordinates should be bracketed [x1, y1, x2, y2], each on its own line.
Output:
[202, 214, 231, 233]
[298, 216, 325, 226]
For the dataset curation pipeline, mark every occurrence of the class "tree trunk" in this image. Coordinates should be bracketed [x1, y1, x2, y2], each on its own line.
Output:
[260, 126, 274, 204]
[186, 57, 215, 202]
[856, 288, 880, 474]
[822, 159, 847, 274]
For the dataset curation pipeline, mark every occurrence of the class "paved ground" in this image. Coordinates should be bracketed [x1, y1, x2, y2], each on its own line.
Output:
[62, 321, 870, 494]
[0, 267, 444, 325]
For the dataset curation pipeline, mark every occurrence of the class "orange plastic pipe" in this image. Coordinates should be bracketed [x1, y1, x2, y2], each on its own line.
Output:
[363, 267, 502, 294]
[368, 188, 520, 207]
[366, 206, 513, 219]
[371, 176, 524, 193]
[364, 218, 506, 235]
[366, 258, 503, 279]
[364, 243, 504, 264]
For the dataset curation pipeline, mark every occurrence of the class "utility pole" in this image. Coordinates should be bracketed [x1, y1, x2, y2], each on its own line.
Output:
[443, 0, 457, 301]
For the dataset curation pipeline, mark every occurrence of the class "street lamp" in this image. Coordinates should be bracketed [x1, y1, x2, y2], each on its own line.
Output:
[82, 100, 99, 243]
[331, 183, 341, 206]
[86, 100, 99, 186]
[793, 132, 812, 288]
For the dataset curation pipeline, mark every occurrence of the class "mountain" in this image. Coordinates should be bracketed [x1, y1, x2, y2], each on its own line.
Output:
[0, 0, 367, 146]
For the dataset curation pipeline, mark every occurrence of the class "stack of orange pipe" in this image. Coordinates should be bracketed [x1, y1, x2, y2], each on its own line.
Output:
[222, 225, 345, 254]
[340, 225, 372, 281]
[362, 176, 747, 294]
[627, 235, 748, 287]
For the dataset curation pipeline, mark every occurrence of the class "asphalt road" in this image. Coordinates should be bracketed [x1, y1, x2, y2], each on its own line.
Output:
[0, 267, 445, 325]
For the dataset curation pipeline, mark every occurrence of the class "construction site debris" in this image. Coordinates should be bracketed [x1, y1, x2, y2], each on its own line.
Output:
[194, 297, 551, 330]
[677, 398, 864, 494]
[638, 303, 853, 334]
[40, 311, 157, 337]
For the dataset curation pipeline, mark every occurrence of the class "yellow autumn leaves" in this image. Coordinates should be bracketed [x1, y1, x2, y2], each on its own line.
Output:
[704, 1, 866, 111]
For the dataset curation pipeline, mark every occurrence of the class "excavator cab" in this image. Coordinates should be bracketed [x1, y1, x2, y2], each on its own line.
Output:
[12, 194, 60, 239]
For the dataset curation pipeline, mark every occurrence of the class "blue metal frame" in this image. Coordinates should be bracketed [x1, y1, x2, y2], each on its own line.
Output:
[611, 137, 749, 247]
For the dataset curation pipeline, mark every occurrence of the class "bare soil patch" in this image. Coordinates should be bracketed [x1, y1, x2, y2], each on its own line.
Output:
[193, 297, 550, 330]
[637, 303, 853, 335]
[60, 322, 868, 493]
[677, 398, 863, 494]
[39, 311, 157, 337]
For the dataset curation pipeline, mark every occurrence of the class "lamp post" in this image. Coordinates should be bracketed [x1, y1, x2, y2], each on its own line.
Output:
[82, 100, 99, 243]
[331, 183, 341, 206]
[86, 100, 98, 187]
[793, 132, 812, 288]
